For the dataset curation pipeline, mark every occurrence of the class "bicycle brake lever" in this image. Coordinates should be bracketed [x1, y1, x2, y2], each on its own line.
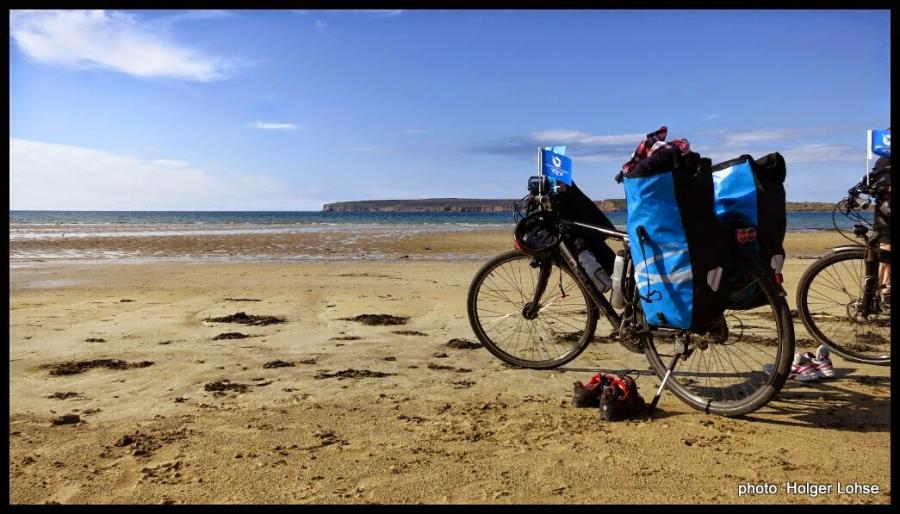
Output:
[841, 198, 854, 216]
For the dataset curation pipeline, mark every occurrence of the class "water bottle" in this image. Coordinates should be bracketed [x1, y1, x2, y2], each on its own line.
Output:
[577, 249, 612, 293]
[610, 251, 626, 309]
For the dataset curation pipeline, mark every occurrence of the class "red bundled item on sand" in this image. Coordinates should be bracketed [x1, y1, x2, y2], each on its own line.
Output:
[572, 373, 605, 407]
[572, 372, 646, 420]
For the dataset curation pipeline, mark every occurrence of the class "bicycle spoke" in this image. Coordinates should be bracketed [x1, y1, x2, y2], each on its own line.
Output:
[798, 251, 890, 363]
[472, 253, 592, 367]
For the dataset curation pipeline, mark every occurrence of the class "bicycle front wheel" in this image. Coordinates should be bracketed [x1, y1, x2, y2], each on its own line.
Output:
[643, 262, 794, 417]
[467, 250, 598, 369]
[796, 248, 891, 365]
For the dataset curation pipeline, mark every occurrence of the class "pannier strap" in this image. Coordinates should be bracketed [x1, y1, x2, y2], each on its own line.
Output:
[635, 225, 662, 303]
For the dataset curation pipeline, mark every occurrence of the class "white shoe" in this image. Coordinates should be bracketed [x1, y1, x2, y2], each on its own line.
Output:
[790, 352, 819, 382]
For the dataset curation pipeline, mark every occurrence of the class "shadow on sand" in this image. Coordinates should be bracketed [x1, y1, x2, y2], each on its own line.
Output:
[740, 367, 890, 432]
[552, 365, 890, 430]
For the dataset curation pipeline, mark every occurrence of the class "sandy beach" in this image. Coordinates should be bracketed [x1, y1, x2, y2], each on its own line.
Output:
[9, 229, 891, 504]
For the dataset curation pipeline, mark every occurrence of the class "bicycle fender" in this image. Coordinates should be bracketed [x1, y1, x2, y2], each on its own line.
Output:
[831, 245, 865, 253]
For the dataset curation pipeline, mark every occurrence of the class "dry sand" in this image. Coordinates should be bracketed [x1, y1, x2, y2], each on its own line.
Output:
[9, 231, 891, 504]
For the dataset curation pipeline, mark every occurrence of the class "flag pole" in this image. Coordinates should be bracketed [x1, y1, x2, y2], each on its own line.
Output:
[537, 147, 543, 177]
[866, 130, 872, 185]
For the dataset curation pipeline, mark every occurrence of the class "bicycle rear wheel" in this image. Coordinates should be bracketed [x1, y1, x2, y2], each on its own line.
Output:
[643, 260, 794, 417]
[796, 248, 891, 365]
[467, 250, 598, 369]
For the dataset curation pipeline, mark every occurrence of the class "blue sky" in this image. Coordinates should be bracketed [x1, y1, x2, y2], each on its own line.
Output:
[9, 9, 891, 210]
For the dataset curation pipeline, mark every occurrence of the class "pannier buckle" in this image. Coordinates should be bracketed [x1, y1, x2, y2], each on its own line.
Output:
[735, 227, 757, 244]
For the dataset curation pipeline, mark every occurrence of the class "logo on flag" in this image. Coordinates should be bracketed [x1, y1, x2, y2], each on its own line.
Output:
[870, 129, 891, 157]
[541, 149, 573, 186]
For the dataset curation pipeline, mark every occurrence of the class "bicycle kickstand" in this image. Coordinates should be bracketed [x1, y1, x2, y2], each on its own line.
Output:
[646, 333, 690, 417]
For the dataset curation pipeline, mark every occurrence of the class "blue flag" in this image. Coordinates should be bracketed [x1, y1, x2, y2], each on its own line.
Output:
[541, 149, 573, 186]
[871, 129, 891, 157]
[543, 145, 567, 156]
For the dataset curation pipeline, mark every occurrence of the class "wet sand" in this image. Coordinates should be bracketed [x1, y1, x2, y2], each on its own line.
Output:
[10, 227, 852, 264]
[9, 231, 891, 504]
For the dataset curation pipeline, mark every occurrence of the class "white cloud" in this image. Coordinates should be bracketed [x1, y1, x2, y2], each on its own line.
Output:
[471, 129, 643, 161]
[401, 128, 431, 135]
[250, 121, 298, 130]
[151, 159, 191, 168]
[151, 10, 234, 26]
[296, 9, 403, 18]
[781, 144, 858, 163]
[528, 130, 644, 146]
[702, 127, 857, 164]
[474, 126, 861, 168]
[10, 10, 236, 81]
[9, 139, 324, 210]
[575, 153, 632, 163]
[721, 129, 807, 145]
[348, 10, 403, 17]
[314, 20, 329, 29]
[701, 143, 857, 165]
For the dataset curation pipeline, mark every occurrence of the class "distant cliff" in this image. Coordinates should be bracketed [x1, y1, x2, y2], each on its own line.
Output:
[323, 199, 517, 213]
[783, 202, 839, 211]
[322, 198, 627, 213]
[322, 198, 834, 212]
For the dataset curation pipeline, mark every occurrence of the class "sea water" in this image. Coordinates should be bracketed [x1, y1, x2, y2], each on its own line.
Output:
[9, 210, 870, 262]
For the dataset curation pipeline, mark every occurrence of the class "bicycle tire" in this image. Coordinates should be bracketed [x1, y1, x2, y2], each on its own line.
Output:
[796, 248, 891, 365]
[467, 250, 598, 369]
[642, 263, 794, 417]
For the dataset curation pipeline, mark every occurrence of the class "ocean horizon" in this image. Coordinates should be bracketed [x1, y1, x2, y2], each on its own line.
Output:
[9, 209, 870, 233]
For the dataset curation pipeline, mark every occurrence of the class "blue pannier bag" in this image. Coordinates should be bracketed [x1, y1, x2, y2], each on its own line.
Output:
[711, 153, 787, 310]
[623, 147, 730, 331]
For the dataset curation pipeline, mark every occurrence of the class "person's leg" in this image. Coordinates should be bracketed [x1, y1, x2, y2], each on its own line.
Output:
[874, 195, 890, 305]
[879, 243, 890, 305]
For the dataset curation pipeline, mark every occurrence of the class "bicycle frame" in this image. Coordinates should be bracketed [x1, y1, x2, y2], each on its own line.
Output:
[836, 187, 890, 317]
[521, 215, 631, 337]
[524, 207, 787, 338]
[520, 164, 790, 346]
[557, 219, 628, 328]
